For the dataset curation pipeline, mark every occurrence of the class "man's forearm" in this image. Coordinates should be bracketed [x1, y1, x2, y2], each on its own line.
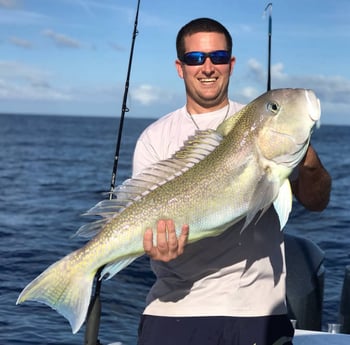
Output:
[291, 145, 331, 211]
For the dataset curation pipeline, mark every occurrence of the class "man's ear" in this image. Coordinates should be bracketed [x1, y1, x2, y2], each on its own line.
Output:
[175, 59, 184, 79]
[229, 57, 236, 75]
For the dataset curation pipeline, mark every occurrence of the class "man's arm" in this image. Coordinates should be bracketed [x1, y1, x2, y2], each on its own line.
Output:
[290, 145, 331, 211]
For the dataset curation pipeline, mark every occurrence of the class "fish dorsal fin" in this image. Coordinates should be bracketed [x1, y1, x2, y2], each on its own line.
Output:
[173, 129, 223, 161]
[76, 129, 223, 238]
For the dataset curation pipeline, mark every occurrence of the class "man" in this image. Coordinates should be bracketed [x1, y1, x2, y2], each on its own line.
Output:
[133, 18, 331, 345]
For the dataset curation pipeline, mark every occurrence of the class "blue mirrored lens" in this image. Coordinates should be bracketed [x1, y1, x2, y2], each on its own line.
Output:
[181, 50, 230, 65]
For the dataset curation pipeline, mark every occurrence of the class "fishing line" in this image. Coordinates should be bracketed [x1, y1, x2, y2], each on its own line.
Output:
[84, 1, 141, 344]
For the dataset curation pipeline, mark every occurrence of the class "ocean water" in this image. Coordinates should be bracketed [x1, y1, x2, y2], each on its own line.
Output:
[0, 114, 349, 345]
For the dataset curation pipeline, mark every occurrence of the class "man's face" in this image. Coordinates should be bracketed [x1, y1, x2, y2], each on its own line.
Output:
[175, 32, 236, 113]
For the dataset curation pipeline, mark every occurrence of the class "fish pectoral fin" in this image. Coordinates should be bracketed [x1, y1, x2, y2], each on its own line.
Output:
[243, 175, 280, 231]
[273, 179, 293, 230]
[100, 255, 140, 280]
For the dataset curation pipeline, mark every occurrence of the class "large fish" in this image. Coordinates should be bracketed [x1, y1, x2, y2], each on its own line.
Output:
[17, 88, 320, 333]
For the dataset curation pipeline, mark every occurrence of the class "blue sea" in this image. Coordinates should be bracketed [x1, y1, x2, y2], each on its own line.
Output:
[0, 114, 349, 345]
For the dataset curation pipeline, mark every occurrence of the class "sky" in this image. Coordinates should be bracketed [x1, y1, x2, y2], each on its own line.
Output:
[0, 0, 349, 125]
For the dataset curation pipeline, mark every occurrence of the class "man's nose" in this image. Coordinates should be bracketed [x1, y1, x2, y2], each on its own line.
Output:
[201, 57, 215, 74]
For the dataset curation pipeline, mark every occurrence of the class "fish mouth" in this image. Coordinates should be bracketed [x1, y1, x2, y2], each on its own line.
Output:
[273, 136, 311, 168]
[288, 136, 311, 167]
[305, 89, 321, 122]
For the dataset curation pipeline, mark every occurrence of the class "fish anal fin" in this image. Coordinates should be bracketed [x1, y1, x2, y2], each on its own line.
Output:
[100, 255, 140, 280]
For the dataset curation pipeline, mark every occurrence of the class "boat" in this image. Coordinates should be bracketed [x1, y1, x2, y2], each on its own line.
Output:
[294, 329, 350, 345]
[284, 234, 350, 344]
[104, 330, 350, 345]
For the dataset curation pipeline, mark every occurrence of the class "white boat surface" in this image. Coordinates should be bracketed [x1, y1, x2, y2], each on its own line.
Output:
[294, 329, 350, 344]
[106, 330, 350, 345]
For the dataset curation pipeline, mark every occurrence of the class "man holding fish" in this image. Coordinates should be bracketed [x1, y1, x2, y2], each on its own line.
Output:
[133, 18, 331, 345]
[17, 17, 332, 345]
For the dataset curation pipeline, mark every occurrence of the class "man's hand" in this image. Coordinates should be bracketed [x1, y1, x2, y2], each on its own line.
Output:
[143, 219, 189, 262]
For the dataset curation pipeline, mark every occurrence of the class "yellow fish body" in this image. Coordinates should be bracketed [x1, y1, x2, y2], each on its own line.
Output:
[17, 88, 321, 333]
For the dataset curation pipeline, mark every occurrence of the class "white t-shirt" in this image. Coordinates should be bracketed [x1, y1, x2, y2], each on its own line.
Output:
[132, 101, 288, 317]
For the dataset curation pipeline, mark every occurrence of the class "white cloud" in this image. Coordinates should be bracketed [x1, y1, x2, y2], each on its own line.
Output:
[0, 6, 48, 25]
[246, 58, 350, 106]
[289, 75, 350, 105]
[42, 29, 82, 48]
[242, 58, 350, 125]
[0, 60, 130, 115]
[9, 36, 33, 48]
[0, 78, 72, 100]
[110, 42, 125, 52]
[131, 84, 167, 106]
[246, 58, 266, 83]
[0, 60, 72, 101]
[271, 63, 287, 80]
[0, 60, 124, 105]
[242, 86, 259, 99]
[0, 60, 50, 82]
[239, 24, 254, 33]
[0, 0, 19, 9]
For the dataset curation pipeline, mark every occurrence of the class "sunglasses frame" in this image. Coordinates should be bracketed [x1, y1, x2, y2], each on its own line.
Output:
[179, 50, 231, 66]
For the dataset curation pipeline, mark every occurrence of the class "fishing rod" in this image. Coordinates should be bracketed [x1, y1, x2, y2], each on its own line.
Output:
[84, 0, 141, 344]
[264, 2, 272, 91]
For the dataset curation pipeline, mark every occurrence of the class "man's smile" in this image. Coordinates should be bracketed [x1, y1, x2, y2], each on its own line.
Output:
[198, 77, 218, 83]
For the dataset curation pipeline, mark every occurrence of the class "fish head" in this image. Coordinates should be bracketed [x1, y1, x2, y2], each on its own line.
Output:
[253, 88, 321, 171]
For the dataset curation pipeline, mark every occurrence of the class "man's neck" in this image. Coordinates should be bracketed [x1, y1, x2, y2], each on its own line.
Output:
[186, 99, 229, 115]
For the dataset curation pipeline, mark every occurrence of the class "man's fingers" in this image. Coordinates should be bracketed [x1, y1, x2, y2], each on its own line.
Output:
[143, 220, 189, 261]
[143, 228, 155, 256]
[156, 219, 169, 253]
[166, 219, 179, 250]
[177, 224, 189, 255]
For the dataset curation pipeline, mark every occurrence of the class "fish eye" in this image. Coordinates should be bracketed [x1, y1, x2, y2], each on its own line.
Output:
[266, 101, 280, 114]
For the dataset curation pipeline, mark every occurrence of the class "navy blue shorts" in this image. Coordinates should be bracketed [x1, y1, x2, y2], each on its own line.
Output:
[137, 314, 294, 345]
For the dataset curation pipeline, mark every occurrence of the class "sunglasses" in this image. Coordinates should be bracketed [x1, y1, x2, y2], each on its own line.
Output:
[179, 50, 231, 66]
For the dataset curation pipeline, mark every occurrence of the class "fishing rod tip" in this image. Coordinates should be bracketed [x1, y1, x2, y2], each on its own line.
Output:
[263, 3, 272, 19]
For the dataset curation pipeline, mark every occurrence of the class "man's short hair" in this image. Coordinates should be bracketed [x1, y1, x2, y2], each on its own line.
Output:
[176, 18, 233, 59]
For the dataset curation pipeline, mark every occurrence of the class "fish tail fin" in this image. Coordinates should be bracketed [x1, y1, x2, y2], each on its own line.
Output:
[16, 251, 96, 334]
